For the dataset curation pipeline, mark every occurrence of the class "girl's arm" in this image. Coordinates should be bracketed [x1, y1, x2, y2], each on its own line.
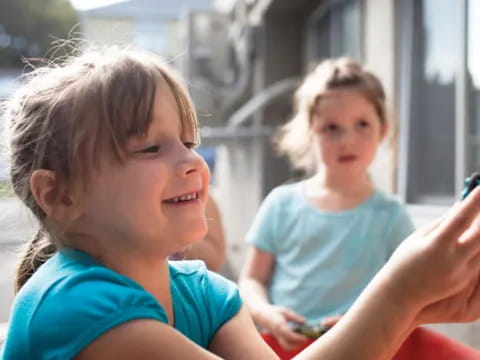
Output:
[238, 246, 274, 325]
[238, 246, 308, 349]
[75, 319, 223, 360]
[74, 307, 277, 360]
[208, 305, 278, 358]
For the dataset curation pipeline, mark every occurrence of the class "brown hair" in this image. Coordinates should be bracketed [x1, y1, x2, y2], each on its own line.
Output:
[3, 46, 198, 292]
[275, 57, 387, 173]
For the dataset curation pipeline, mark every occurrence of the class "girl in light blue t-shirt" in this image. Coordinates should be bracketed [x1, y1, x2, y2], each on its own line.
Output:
[2, 47, 480, 360]
[239, 58, 415, 350]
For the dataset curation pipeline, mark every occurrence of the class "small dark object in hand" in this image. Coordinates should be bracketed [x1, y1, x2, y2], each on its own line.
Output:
[462, 173, 480, 199]
[291, 323, 329, 339]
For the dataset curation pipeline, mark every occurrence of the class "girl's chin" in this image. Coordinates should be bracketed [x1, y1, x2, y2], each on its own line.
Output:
[178, 224, 208, 244]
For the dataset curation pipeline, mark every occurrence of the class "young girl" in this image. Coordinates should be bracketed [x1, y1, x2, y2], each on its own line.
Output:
[239, 58, 415, 350]
[2, 47, 480, 360]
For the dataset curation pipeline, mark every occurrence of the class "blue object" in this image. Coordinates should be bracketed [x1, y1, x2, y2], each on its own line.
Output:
[1, 248, 241, 359]
[461, 173, 480, 199]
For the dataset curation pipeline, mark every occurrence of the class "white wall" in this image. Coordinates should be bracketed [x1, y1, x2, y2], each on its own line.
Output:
[363, 0, 397, 193]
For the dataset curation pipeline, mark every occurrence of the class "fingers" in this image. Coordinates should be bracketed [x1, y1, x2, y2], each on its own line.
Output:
[432, 187, 480, 245]
[280, 307, 306, 324]
[276, 329, 309, 350]
[321, 314, 342, 328]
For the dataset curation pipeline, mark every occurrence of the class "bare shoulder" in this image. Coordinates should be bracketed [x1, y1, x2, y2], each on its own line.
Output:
[74, 319, 220, 360]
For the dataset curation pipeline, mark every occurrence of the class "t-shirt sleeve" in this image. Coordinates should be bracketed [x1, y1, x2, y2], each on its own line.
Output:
[385, 202, 415, 257]
[245, 187, 283, 253]
[202, 269, 242, 333]
[29, 267, 166, 359]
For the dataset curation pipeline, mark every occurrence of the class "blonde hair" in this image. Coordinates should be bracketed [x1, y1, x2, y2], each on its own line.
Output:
[275, 58, 387, 173]
[3, 46, 198, 292]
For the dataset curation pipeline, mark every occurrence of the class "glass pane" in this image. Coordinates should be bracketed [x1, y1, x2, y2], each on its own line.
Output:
[310, 0, 360, 62]
[468, 0, 480, 173]
[405, 0, 460, 204]
[339, 0, 361, 59]
[313, 12, 331, 60]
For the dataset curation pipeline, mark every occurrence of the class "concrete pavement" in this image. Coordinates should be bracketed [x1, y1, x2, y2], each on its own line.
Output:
[0, 197, 36, 324]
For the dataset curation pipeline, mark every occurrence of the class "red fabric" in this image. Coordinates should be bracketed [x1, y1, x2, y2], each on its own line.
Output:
[393, 327, 480, 360]
[260, 333, 314, 359]
[261, 327, 480, 360]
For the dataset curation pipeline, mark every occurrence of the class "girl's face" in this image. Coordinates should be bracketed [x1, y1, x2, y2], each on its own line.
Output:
[74, 80, 210, 256]
[310, 90, 386, 179]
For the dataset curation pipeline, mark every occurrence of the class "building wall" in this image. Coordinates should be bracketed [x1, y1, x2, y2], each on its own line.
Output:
[81, 17, 135, 45]
[364, 0, 396, 193]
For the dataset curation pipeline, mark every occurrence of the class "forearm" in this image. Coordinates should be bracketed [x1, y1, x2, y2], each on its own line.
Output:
[295, 268, 419, 360]
[238, 278, 272, 328]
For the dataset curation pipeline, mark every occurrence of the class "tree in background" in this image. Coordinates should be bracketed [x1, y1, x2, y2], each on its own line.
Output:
[0, 0, 78, 68]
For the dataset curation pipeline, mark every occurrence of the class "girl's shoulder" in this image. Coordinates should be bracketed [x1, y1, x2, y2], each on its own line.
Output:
[369, 189, 407, 213]
[267, 180, 305, 202]
[6, 249, 165, 359]
[169, 260, 239, 298]
[18, 249, 163, 320]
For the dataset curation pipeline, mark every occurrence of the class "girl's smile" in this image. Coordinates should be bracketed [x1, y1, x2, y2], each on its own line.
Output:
[164, 191, 201, 204]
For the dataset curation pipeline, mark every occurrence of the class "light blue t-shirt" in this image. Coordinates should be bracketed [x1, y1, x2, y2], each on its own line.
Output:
[246, 181, 414, 324]
[1, 248, 241, 360]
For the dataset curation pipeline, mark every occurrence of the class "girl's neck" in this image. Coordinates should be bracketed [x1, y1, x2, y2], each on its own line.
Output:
[305, 172, 375, 212]
[70, 238, 175, 325]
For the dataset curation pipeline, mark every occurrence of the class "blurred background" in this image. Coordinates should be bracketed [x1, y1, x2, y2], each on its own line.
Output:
[0, 0, 479, 348]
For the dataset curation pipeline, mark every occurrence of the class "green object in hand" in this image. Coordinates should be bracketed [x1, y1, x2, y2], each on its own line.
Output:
[291, 323, 329, 339]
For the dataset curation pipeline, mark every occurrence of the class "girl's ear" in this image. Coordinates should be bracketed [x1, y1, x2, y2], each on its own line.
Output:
[30, 169, 74, 220]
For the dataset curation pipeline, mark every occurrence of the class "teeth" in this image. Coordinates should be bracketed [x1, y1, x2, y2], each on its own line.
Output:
[167, 192, 198, 203]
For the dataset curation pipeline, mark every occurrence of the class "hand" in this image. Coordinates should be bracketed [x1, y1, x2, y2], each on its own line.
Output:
[382, 187, 480, 323]
[262, 304, 310, 350]
[417, 273, 480, 324]
[321, 314, 342, 329]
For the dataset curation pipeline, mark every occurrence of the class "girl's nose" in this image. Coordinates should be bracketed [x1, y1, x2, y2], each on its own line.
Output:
[175, 148, 207, 177]
[337, 129, 353, 143]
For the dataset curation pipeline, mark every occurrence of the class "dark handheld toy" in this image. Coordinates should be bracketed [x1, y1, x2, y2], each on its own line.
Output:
[462, 173, 480, 199]
[290, 323, 329, 339]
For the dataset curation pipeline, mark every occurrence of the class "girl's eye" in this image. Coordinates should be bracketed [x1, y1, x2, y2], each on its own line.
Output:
[358, 120, 370, 128]
[139, 145, 160, 153]
[183, 141, 198, 149]
[323, 123, 340, 133]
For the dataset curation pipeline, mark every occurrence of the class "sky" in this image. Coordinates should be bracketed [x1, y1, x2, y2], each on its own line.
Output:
[69, 0, 235, 12]
[68, 0, 127, 11]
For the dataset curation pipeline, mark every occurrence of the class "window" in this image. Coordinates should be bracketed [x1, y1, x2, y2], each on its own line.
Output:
[396, 0, 472, 205]
[468, 0, 480, 173]
[306, 0, 362, 67]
